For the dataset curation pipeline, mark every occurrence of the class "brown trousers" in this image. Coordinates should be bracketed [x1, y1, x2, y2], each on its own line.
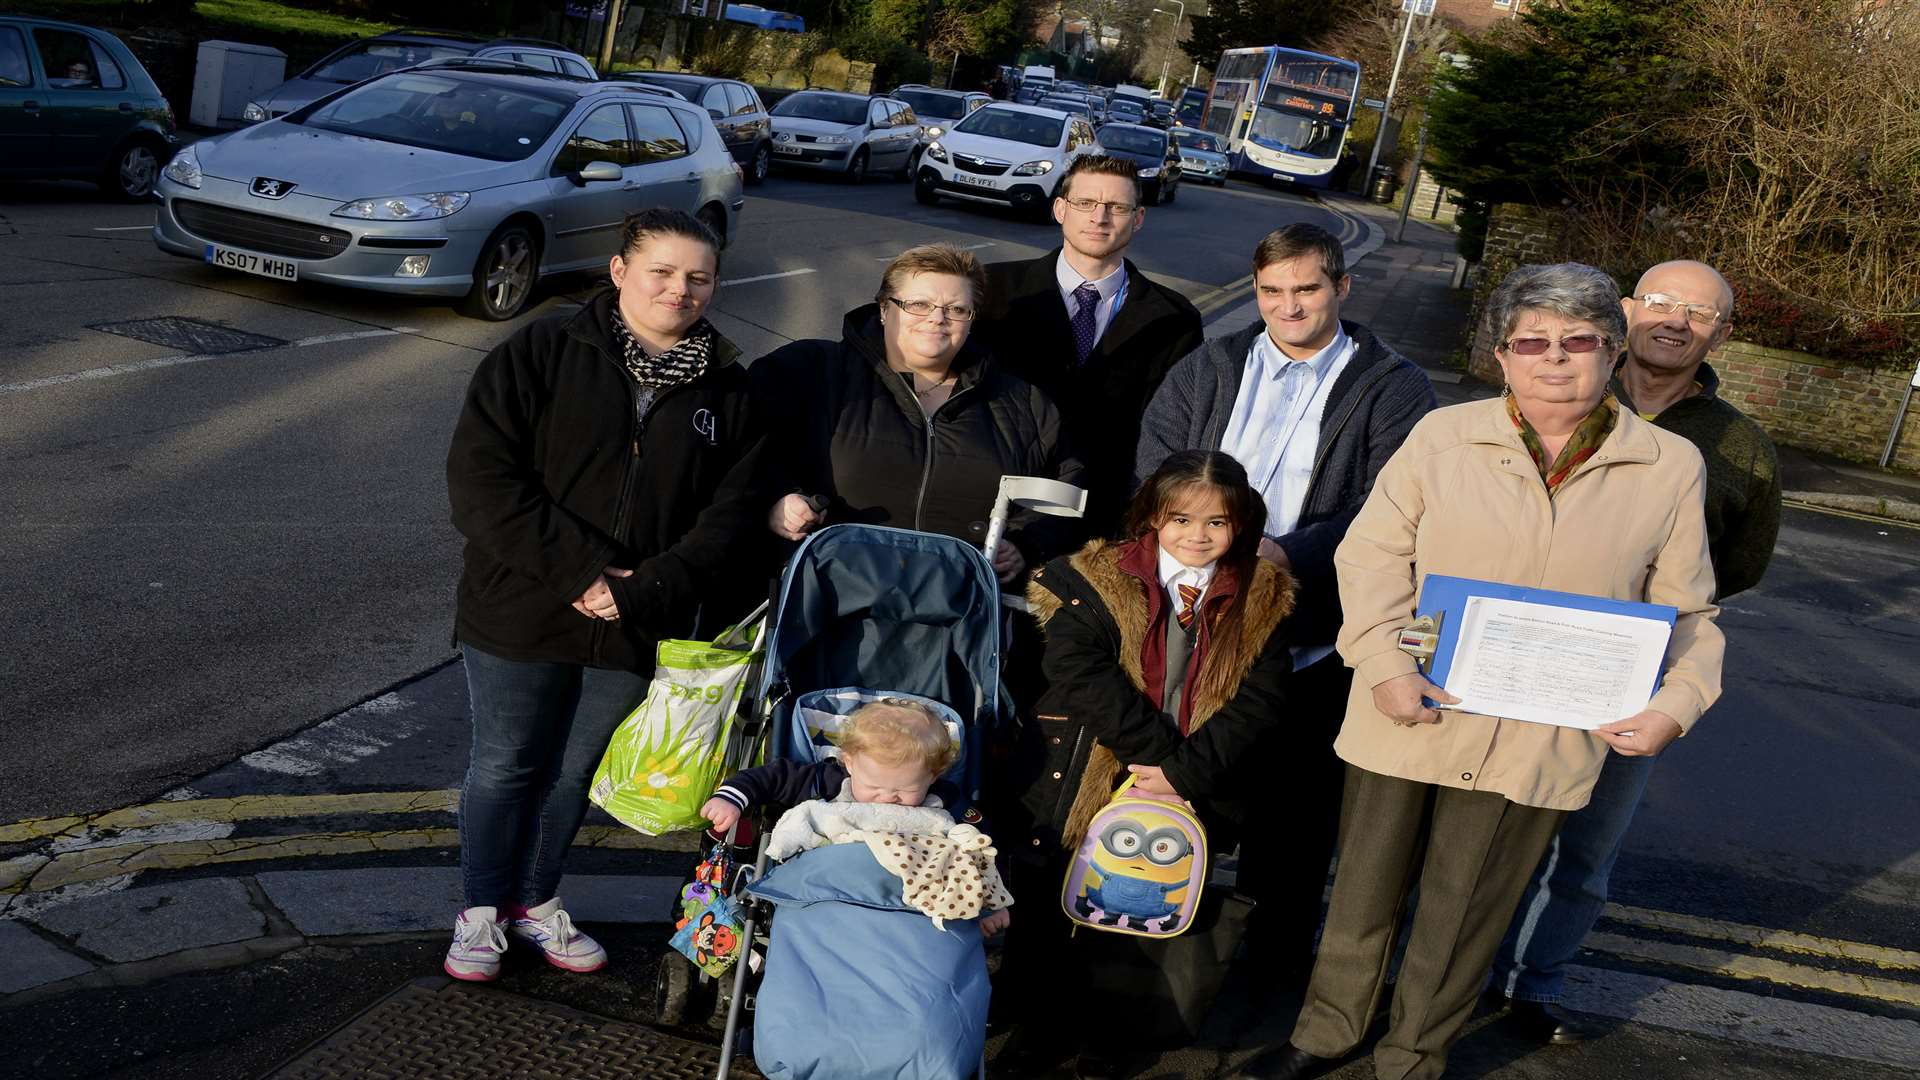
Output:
[1290, 765, 1566, 1080]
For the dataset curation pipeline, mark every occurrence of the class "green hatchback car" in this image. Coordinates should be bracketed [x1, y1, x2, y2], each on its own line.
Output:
[0, 15, 176, 199]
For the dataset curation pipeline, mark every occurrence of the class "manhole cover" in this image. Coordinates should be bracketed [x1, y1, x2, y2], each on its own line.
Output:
[88, 316, 284, 354]
[263, 976, 759, 1080]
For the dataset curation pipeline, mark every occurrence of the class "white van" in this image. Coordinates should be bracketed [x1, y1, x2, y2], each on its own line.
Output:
[1112, 84, 1153, 104]
[1022, 64, 1057, 83]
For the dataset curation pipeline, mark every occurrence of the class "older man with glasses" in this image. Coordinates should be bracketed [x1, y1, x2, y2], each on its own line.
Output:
[1484, 258, 1781, 1045]
[977, 154, 1204, 535]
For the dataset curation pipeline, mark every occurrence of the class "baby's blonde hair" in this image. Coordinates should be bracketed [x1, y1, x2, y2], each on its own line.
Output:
[836, 698, 957, 776]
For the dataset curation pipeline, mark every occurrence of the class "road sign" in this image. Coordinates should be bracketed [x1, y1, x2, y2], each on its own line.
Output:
[1910, 358, 1920, 388]
[1363, 97, 1387, 110]
[1401, 0, 1436, 13]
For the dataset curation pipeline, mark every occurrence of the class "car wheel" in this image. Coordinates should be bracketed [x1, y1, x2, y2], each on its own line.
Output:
[896, 148, 919, 181]
[845, 148, 869, 185]
[747, 142, 771, 185]
[460, 223, 538, 321]
[914, 168, 941, 206]
[696, 204, 728, 250]
[104, 139, 162, 201]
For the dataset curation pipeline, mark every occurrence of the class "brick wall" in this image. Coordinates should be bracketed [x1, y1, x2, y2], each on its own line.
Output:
[1710, 342, 1920, 471]
[1465, 203, 1576, 382]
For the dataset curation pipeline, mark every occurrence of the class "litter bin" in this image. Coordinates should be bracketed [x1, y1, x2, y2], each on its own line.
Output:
[1369, 164, 1397, 204]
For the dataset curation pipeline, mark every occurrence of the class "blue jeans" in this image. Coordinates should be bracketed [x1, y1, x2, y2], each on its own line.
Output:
[459, 645, 649, 910]
[1490, 751, 1656, 1002]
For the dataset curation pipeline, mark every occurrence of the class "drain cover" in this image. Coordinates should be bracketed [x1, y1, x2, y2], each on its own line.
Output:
[88, 316, 284, 354]
[263, 977, 759, 1079]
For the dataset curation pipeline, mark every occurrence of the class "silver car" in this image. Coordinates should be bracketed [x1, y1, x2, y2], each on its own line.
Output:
[240, 31, 598, 122]
[153, 63, 744, 320]
[1170, 125, 1229, 186]
[768, 90, 922, 182]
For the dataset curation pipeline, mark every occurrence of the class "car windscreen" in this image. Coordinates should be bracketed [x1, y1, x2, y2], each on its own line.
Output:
[1172, 130, 1219, 153]
[293, 75, 572, 161]
[1098, 127, 1165, 156]
[771, 92, 865, 125]
[629, 74, 704, 100]
[893, 89, 966, 120]
[1108, 101, 1145, 120]
[955, 108, 1064, 148]
[1038, 97, 1088, 115]
[307, 41, 473, 84]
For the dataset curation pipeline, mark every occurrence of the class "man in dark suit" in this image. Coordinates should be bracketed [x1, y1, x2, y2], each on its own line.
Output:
[978, 154, 1204, 535]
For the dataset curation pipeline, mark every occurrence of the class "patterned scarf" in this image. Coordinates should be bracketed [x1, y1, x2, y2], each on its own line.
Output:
[611, 312, 714, 389]
[1506, 391, 1618, 494]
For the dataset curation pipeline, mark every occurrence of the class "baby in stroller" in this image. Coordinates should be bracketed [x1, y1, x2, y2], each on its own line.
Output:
[703, 697, 1011, 934]
[706, 694, 1013, 1080]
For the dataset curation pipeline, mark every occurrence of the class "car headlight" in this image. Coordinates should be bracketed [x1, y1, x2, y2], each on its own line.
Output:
[925, 125, 944, 139]
[1139, 166, 1161, 177]
[817, 134, 853, 145]
[1012, 159, 1054, 176]
[331, 192, 471, 221]
[925, 141, 949, 163]
[241, 101, 269, 123]
[162, 144, 202, 189]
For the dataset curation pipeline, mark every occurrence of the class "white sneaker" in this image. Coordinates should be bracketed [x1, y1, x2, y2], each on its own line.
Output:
[443, 906, 507, 982]
[509, 896, 607, 973]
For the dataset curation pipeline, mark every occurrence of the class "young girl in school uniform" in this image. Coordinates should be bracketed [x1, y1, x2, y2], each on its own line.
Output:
[999, 449, 1298, 1078]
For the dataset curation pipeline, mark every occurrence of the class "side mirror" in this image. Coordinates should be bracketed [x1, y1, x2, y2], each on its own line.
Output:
[572, 159, 623, 185]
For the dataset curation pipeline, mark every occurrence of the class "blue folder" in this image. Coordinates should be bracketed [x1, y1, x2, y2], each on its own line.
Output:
[1415, 574, 1677, 701]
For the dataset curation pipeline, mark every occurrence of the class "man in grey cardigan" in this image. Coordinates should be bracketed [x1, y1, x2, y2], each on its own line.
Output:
[1137, 222, 1436, 982]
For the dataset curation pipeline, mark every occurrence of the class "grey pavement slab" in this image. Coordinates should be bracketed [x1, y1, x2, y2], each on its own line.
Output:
[255, 867, 685, 937]
[27, 877, 265, 964]
[0, 918, 96, 994]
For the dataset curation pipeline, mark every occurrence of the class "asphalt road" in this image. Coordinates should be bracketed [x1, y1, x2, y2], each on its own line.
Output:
[0, 172, 1343, 826]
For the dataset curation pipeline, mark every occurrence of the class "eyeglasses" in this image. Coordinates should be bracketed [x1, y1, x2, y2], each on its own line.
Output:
[1636, 293, 1723, 325]
[1500, 334, 1610, 355]
[886, 296, 976, 322]
[1060, 196, 1139, 217]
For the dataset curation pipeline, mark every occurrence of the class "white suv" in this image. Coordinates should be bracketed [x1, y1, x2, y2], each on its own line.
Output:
[914, 103, 1099, 217]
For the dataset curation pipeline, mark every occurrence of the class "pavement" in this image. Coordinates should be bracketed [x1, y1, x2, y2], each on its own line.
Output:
[4, 185, 1919, 1080]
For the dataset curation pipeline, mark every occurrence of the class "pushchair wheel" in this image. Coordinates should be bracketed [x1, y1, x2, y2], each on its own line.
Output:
[653, 953, 695, 1025]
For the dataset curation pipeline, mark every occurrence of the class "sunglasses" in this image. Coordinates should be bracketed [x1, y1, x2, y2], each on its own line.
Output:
[1500, 334, 1610, 356]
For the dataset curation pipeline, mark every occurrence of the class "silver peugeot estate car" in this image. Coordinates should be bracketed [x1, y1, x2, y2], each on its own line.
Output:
[153, 62, 743, 320]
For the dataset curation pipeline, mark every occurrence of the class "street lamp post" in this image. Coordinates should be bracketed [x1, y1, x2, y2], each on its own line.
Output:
[1363, 0, 1433, 193]
[1151, 1, 1184, 97]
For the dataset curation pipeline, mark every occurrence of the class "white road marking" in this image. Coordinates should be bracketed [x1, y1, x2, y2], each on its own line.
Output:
[239, 692, 424, 777]
[873, 241, 998, 260]
[721, 268, 816, 286]
[46, 820, 236, 855]
[0, 327, 420, 397]
[92, 225, 155, 232]
[1563, 963, 1920, 1071]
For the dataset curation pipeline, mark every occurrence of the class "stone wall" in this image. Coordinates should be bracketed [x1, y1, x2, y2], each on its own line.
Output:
[1709, 342, 1920, 471]
[1464, 202, 1576, 382]
[1407, 170, 1458, 225]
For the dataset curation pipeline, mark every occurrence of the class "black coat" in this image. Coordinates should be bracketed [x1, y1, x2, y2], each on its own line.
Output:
[751, 304, 1086, 565]
[979, 249, 1204, 533]
[446, 290, 769, 672]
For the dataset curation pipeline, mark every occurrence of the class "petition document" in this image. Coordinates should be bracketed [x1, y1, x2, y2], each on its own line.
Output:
[1440, 596, 1672, 729]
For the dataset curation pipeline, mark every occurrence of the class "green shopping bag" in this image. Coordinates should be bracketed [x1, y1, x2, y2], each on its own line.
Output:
[590, 608, 764, 835]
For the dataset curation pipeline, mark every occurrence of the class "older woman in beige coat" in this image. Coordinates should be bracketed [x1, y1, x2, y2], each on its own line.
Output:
[1231, 263, 1724, 1080]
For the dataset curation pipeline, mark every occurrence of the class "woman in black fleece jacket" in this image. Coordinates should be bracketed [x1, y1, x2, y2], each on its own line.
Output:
[441, 210, 767, 983]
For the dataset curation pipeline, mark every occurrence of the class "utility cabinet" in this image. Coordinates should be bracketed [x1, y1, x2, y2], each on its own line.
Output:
[191, 40, 287, 128]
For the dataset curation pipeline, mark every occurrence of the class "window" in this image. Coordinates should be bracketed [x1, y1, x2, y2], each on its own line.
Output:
[552, 103, 635, 173]
[889, 103, 915, 127]
[701, 84, 729, 118]
[725, 83, 758, 116]
[0, 27, 31, 87]
[510, 51, 562, 72]
[88, 41, 125, 90]
[562, 58, 594, 79]
[626, 103, 690, 164]
[35, 29, 99, 89]
[297, 75, 570, 161]
[868, 100, 891, 127]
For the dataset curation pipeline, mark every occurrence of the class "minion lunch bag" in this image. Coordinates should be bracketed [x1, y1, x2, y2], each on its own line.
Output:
[1061, 776, 1207, 938]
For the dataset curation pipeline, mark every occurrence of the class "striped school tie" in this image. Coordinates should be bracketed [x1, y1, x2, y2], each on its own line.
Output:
[1176, 583, 1201, 630]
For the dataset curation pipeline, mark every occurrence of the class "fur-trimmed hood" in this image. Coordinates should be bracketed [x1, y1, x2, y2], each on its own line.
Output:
[1027, 536, 1295, 847]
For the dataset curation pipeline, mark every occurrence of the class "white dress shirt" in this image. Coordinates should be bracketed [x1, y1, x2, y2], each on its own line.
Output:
[1157, 543, 1215, 621]
[1218, 324, 1356, 669]
[1055, 252, 1129, 347]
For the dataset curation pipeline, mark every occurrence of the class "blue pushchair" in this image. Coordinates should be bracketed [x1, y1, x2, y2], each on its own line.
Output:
[705, 524, 1011, 1080]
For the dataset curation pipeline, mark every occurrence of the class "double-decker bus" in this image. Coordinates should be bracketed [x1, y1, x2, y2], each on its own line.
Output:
[1199, 45, 1360, 187]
